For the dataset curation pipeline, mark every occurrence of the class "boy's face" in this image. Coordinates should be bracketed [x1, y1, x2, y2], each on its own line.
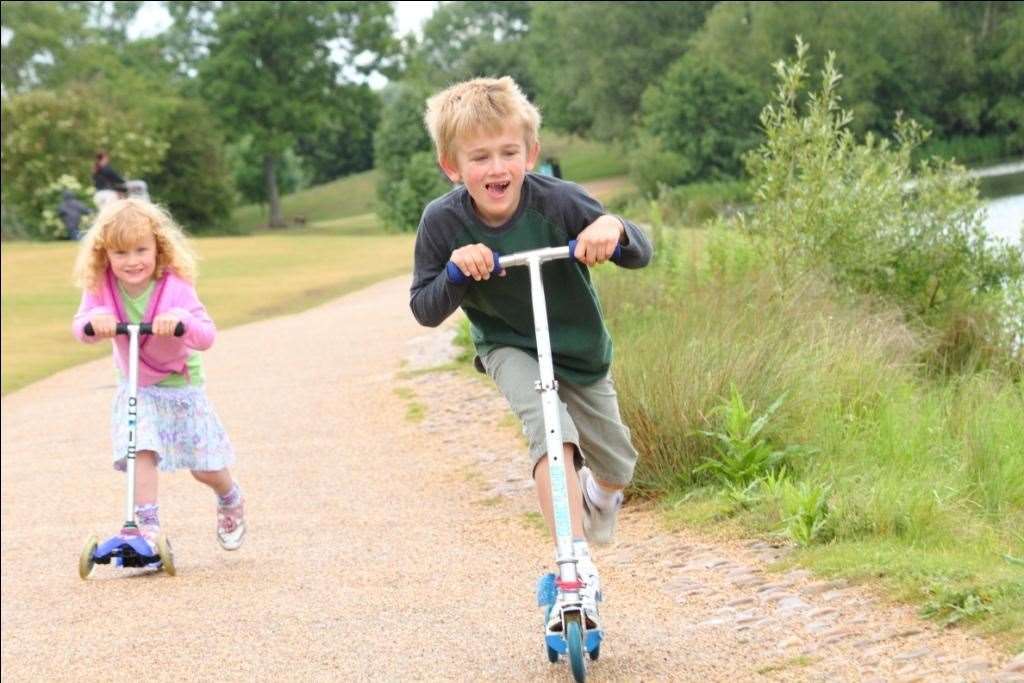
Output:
[440, 123, 539, 227]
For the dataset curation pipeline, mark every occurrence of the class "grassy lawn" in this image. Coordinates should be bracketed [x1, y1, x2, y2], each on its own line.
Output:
[1, 230, 413, 395]
[231, 169, 381, 232]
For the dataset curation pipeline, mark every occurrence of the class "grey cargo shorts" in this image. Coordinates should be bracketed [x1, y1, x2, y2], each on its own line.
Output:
[480, 346, 638, 486]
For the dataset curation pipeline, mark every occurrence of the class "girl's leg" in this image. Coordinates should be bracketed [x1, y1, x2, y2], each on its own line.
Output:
[135, 450, 159, 505]
[190, 467, 234, 497]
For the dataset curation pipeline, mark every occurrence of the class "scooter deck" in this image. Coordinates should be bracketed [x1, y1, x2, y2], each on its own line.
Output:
[93, 532, 161, 568]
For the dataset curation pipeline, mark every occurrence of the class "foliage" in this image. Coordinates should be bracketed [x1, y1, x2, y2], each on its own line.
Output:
[294, 84, 381, 185]
[0, 83, 168, 239]
[410, 1, 534, 94]
[742, 38, 1024, 370]
[778, 480, 834, 546]
[920, 583, 994, 627]
[374, 82, 445, 232]
[634, 54, 764, 192]
[694, 386, 801, 489]
[198, 1, 398, 226]
[527, 1, 714, 139]
[147, 100, 235, 233]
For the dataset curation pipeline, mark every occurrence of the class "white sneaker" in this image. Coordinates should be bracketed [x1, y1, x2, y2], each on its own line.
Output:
[545, 558, 602, 633]
[580, 467, 623, 546]
[217, 497, 246, 551]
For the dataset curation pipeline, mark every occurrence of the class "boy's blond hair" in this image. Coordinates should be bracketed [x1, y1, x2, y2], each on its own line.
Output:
[73, 198, 198, 293]
[424, 76, 541, 166]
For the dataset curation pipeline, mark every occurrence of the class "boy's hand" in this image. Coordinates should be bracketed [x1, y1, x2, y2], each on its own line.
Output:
[152, 313, 181, 337]
[450, 243, 505, 281]
[574, 215, 624, 266]
[88, 313, 117, 338]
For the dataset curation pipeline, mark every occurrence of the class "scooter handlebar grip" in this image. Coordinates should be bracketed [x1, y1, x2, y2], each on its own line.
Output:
[445, 252, 502, 285]
[568, 239, 622, 264]
[85, 322, 185, 336]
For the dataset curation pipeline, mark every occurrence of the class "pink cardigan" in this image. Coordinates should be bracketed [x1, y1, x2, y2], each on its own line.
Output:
[72, 269, 216, 387]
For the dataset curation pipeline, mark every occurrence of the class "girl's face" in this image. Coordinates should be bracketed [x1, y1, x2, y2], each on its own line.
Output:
[106, 232, 157, 296]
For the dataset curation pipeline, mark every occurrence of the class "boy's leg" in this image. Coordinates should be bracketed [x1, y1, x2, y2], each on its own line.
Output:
[480, 347, 587, 539]
[560, 373, 637, 544]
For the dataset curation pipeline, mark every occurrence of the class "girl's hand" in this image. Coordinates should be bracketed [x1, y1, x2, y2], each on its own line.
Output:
[450, 243, 505, 281]
[89, 313, 118, 338]
[152, 313, 181, 337]
[574, 215, 624, 266]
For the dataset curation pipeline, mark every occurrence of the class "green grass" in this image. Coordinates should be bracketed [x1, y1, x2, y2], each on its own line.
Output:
[1, 231, 413, 394]
[598, 225, 1024, 649]
[231, 169, 380, 232]
[537, 132, 629, 182]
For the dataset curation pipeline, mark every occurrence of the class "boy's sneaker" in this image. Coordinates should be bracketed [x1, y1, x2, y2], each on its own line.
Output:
[579, 467, 623, 546]
[217, 497, 246, 551]
[545, 558, 602, 633]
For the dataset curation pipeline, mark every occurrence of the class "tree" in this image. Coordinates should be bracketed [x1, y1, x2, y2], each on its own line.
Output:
[411, 1, 534, 94]
[527, 2, 714, 139]
[295, 83, 381, 184]
[198, 1, 398, 227]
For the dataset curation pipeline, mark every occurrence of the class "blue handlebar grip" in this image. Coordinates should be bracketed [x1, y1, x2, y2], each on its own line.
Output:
[445, 251, 502, 285]
[568, 240, 622, 263]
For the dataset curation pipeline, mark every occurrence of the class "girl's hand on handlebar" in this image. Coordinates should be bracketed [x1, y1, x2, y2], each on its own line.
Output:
[152, 313, 182, 337]
[574, 215, 624, 266]
[88, 313, 117, 338]
[450, 243, 504, 281]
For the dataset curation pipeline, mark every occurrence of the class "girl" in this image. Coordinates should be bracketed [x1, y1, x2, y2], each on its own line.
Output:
[72, 198, 246, 552]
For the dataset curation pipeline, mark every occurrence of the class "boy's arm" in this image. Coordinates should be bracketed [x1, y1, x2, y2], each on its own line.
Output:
[560, 182, 653, 269]
[409, 217, 468, 328]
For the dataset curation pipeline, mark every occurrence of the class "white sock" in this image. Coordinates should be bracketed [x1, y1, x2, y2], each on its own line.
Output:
[585, 474, 622, 511]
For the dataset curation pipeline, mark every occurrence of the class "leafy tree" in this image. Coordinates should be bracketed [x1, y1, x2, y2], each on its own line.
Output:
[411, 1, 533, 94]
[374, 82, 449, 232]
[527, 1, 714, 139]
[1, 1, 92, 91]
[634, 55, 763, 193]
[1, 83, 168, 238]
[147, 99, 235, 232]
[294, 83, 381, 184]
[198, 1, 398, 227]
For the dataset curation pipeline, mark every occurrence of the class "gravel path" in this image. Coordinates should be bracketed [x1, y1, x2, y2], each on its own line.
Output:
[2, 276, 1020, 681]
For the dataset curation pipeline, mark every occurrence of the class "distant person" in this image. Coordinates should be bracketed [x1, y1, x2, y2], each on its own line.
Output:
[537, 159, 554, 177]
[550, 157, 562, 179]
[92, 151, 127, 208]
[56, 189, 92, 240]
[72, 198, 247, 553]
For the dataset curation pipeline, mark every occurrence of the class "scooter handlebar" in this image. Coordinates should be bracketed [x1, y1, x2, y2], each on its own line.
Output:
[84, 322, 186, 337]
[445, 241, 622, 285]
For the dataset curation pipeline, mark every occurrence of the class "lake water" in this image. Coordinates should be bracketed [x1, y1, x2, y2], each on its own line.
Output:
[984, 194, 1023, 245]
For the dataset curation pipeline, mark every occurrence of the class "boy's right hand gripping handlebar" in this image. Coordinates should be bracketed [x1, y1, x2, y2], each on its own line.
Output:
[84, 322, 186, 336]
[445, 240, 622, 285]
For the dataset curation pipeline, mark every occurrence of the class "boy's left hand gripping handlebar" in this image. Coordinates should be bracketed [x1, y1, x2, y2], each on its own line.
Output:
[84, 322, 186, 336]
[445, 240, 622, 285]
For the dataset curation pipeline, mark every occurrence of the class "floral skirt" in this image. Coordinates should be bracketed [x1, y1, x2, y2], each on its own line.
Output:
[111, 383, 235, 472]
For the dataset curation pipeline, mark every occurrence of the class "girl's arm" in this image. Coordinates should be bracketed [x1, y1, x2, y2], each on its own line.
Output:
[71, 290, 114, 343]
[166, 285, 216, 351]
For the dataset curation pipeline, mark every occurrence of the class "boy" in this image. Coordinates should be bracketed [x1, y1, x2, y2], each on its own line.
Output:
[409, 77, 652, 630]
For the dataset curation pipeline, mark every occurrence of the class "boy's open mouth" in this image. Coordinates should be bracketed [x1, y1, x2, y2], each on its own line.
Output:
[485, 181, 510, 197]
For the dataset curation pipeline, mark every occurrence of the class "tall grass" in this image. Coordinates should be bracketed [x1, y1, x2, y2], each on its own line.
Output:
[598, 225, 1023, 644]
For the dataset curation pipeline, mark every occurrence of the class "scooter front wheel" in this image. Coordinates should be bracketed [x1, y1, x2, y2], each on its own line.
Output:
[157, 533, 176, 576]
[565, 612, 586, 682]
[79, 535, 98, 580]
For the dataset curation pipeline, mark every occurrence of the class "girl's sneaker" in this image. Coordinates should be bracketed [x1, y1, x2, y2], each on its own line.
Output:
[217, 497, 246, 550]
[138, 524, 160, 555]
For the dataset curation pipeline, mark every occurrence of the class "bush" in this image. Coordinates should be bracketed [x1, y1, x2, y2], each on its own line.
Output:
[741, 38, 1024, 372]
[381, 151, 452, 233]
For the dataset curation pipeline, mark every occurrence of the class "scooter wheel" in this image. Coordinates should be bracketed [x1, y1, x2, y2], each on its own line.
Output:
[79, 535, 98, 580]
[565, 612, 586, 682]
[157, 533, 176, 576]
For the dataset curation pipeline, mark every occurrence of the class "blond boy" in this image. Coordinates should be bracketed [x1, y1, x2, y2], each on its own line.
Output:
[409, 77, 653, 629]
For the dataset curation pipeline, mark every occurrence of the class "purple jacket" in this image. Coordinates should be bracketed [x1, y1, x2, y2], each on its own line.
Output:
[72, 269, 216, 387]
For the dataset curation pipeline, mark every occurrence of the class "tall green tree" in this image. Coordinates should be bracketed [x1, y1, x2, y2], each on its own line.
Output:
[411, 1, 533, 94]
[527, 1, 714, 140]
[198, 1, 398, 227]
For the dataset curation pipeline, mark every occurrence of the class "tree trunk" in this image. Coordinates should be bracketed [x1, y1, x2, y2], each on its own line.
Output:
[263, 153, 285, 228]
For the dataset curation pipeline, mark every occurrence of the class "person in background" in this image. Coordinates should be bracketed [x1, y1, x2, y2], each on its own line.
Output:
[92, 151, 127, 208]
[57, 189, 93, 240]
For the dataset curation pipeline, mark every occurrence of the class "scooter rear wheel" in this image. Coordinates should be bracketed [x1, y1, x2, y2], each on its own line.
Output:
[157, 533, 176, 576]
[79, 535, 98, 580]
